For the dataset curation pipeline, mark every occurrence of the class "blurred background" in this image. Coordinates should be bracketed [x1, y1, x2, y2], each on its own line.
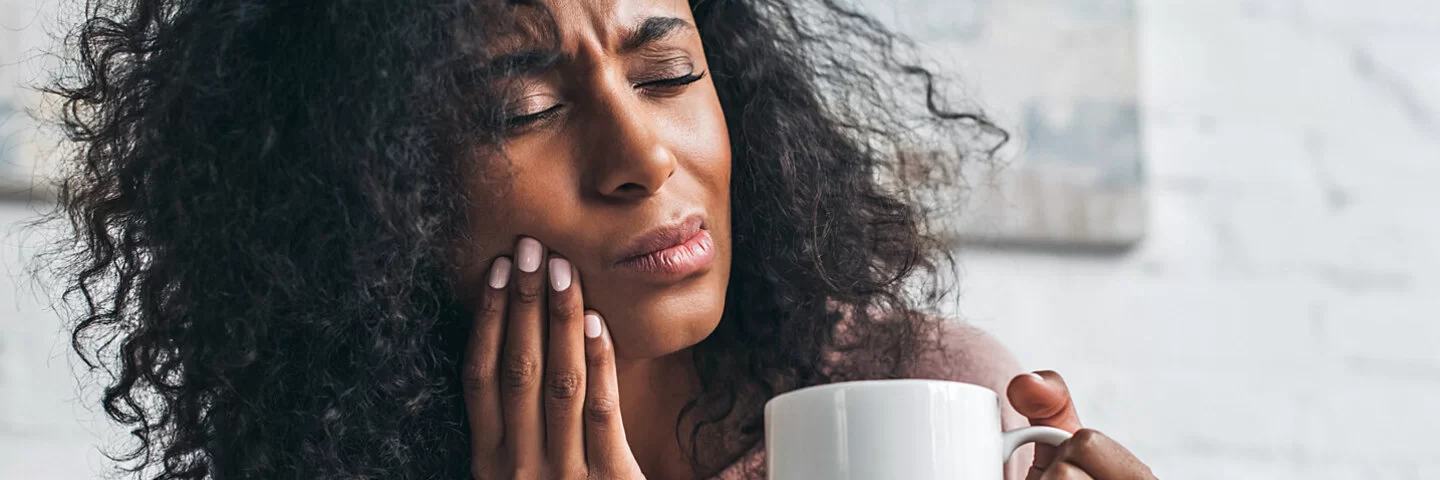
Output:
[3, 0, 1438, 478]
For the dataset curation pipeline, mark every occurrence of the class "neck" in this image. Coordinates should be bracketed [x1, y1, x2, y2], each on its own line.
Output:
[617, 348, 702, 480]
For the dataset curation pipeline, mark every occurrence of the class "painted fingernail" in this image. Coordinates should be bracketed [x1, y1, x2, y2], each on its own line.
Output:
[584, 313, 602, 339]
[549, 258, 572, 291]
[516, 237, 542, 273]
[488, 257, 512, 289]
[1025, 372, 1045, 383]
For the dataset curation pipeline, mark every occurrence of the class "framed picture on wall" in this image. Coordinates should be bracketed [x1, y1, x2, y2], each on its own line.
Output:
[1, 0, 61, 202]
[0, 92, 54, 202]
[857, 0, 1147, 250]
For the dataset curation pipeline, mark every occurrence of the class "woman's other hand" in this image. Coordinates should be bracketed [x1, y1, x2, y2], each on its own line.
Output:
[463, 237, 647, 480]
[1008, 371, 1157, 480]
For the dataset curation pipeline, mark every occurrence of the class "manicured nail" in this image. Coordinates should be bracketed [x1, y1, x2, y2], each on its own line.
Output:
[1025, 372, 1045, 383]
[549, 258, 572, 291]
[516, 237, 542, 273]
[584, 313, 602, 339]
[488, 257, 512, 289]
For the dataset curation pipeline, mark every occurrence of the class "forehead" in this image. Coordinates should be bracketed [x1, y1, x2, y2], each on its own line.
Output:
[520, 0, 694, 51]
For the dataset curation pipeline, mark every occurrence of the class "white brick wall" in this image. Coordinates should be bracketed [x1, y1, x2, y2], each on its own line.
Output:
[3, 0, 1438, 478]
[951, 0, 1440, 478]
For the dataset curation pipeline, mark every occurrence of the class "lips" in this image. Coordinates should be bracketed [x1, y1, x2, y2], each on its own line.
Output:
[613, 213, 715, 281]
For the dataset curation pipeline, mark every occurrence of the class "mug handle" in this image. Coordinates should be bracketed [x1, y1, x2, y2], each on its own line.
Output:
[999, 426, 1072, 463]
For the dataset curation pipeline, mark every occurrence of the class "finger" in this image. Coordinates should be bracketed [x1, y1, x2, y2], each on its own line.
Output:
[463, 256, 510, 457]
[1052, 429, 1156, 480]
[583, 311, 641, 475]
[1008, 371, 1083, 429]
[544, 256, 587, 475]
[1038, 461, 1095, 480]
[1009, 370, 1082, 475]
[502, 237, 547, 470]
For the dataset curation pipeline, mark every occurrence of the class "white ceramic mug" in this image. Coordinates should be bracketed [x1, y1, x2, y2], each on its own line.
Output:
[765, 379, 1072, 479]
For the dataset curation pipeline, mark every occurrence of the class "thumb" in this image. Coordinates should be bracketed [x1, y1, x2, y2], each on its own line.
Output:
[1007, 371, 1082, 477]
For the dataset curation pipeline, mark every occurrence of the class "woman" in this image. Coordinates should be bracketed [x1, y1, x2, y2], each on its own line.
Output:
[47, 0, 1155, 478]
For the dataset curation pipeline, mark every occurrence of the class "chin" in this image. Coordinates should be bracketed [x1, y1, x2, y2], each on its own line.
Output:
[593, 268, 729, 360]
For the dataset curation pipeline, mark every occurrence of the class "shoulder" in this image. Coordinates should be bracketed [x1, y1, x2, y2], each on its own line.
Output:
[908, 320, 1023, 394]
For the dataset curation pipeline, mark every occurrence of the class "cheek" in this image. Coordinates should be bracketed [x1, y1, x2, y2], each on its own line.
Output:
[463, 156, 577, 260]
[663, 85, 732, 191]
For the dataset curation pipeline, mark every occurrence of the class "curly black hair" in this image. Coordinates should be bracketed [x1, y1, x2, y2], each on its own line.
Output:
[39, 0, 1006, 478]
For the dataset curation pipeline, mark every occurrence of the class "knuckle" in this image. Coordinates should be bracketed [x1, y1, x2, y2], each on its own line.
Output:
[512, 278, 542, 304]
[586, 341, 613, 367]
[1068, 428, 1104, 451]
[546, 369, 583, 402]
[501, 353, 539, 389]
[550, 291, 580, 317]
[478, 294, 506, 318]
[461, 363, 495, 395]
[585, 395, 620, 424]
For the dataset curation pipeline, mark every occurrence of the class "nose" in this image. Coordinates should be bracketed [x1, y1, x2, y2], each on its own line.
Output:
[585, 95, 678, 200]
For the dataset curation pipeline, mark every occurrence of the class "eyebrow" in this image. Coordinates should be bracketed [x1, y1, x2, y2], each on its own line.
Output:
[478, 16, 694, 77]
[618, 16, 693, 53]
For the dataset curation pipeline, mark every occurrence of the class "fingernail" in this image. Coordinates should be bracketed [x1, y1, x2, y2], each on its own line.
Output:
[549, 258, 572, 291]
[488, 257, 512, 289]
[1026, 372, 1045, 383]
[516, 237, 542, 273]
[584, 313, 602, 339]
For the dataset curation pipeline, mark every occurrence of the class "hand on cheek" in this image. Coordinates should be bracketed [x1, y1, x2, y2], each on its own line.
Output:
[462, 237, 645, 480]
[1007, 371, 1156, 480]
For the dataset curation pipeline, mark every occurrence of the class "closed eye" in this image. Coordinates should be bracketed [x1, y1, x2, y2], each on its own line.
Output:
[505, 104, 563, 130]
[637, 70, 706, 90]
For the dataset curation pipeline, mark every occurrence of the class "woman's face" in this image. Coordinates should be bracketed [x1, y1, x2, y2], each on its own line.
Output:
[459, 0, 732, 360]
